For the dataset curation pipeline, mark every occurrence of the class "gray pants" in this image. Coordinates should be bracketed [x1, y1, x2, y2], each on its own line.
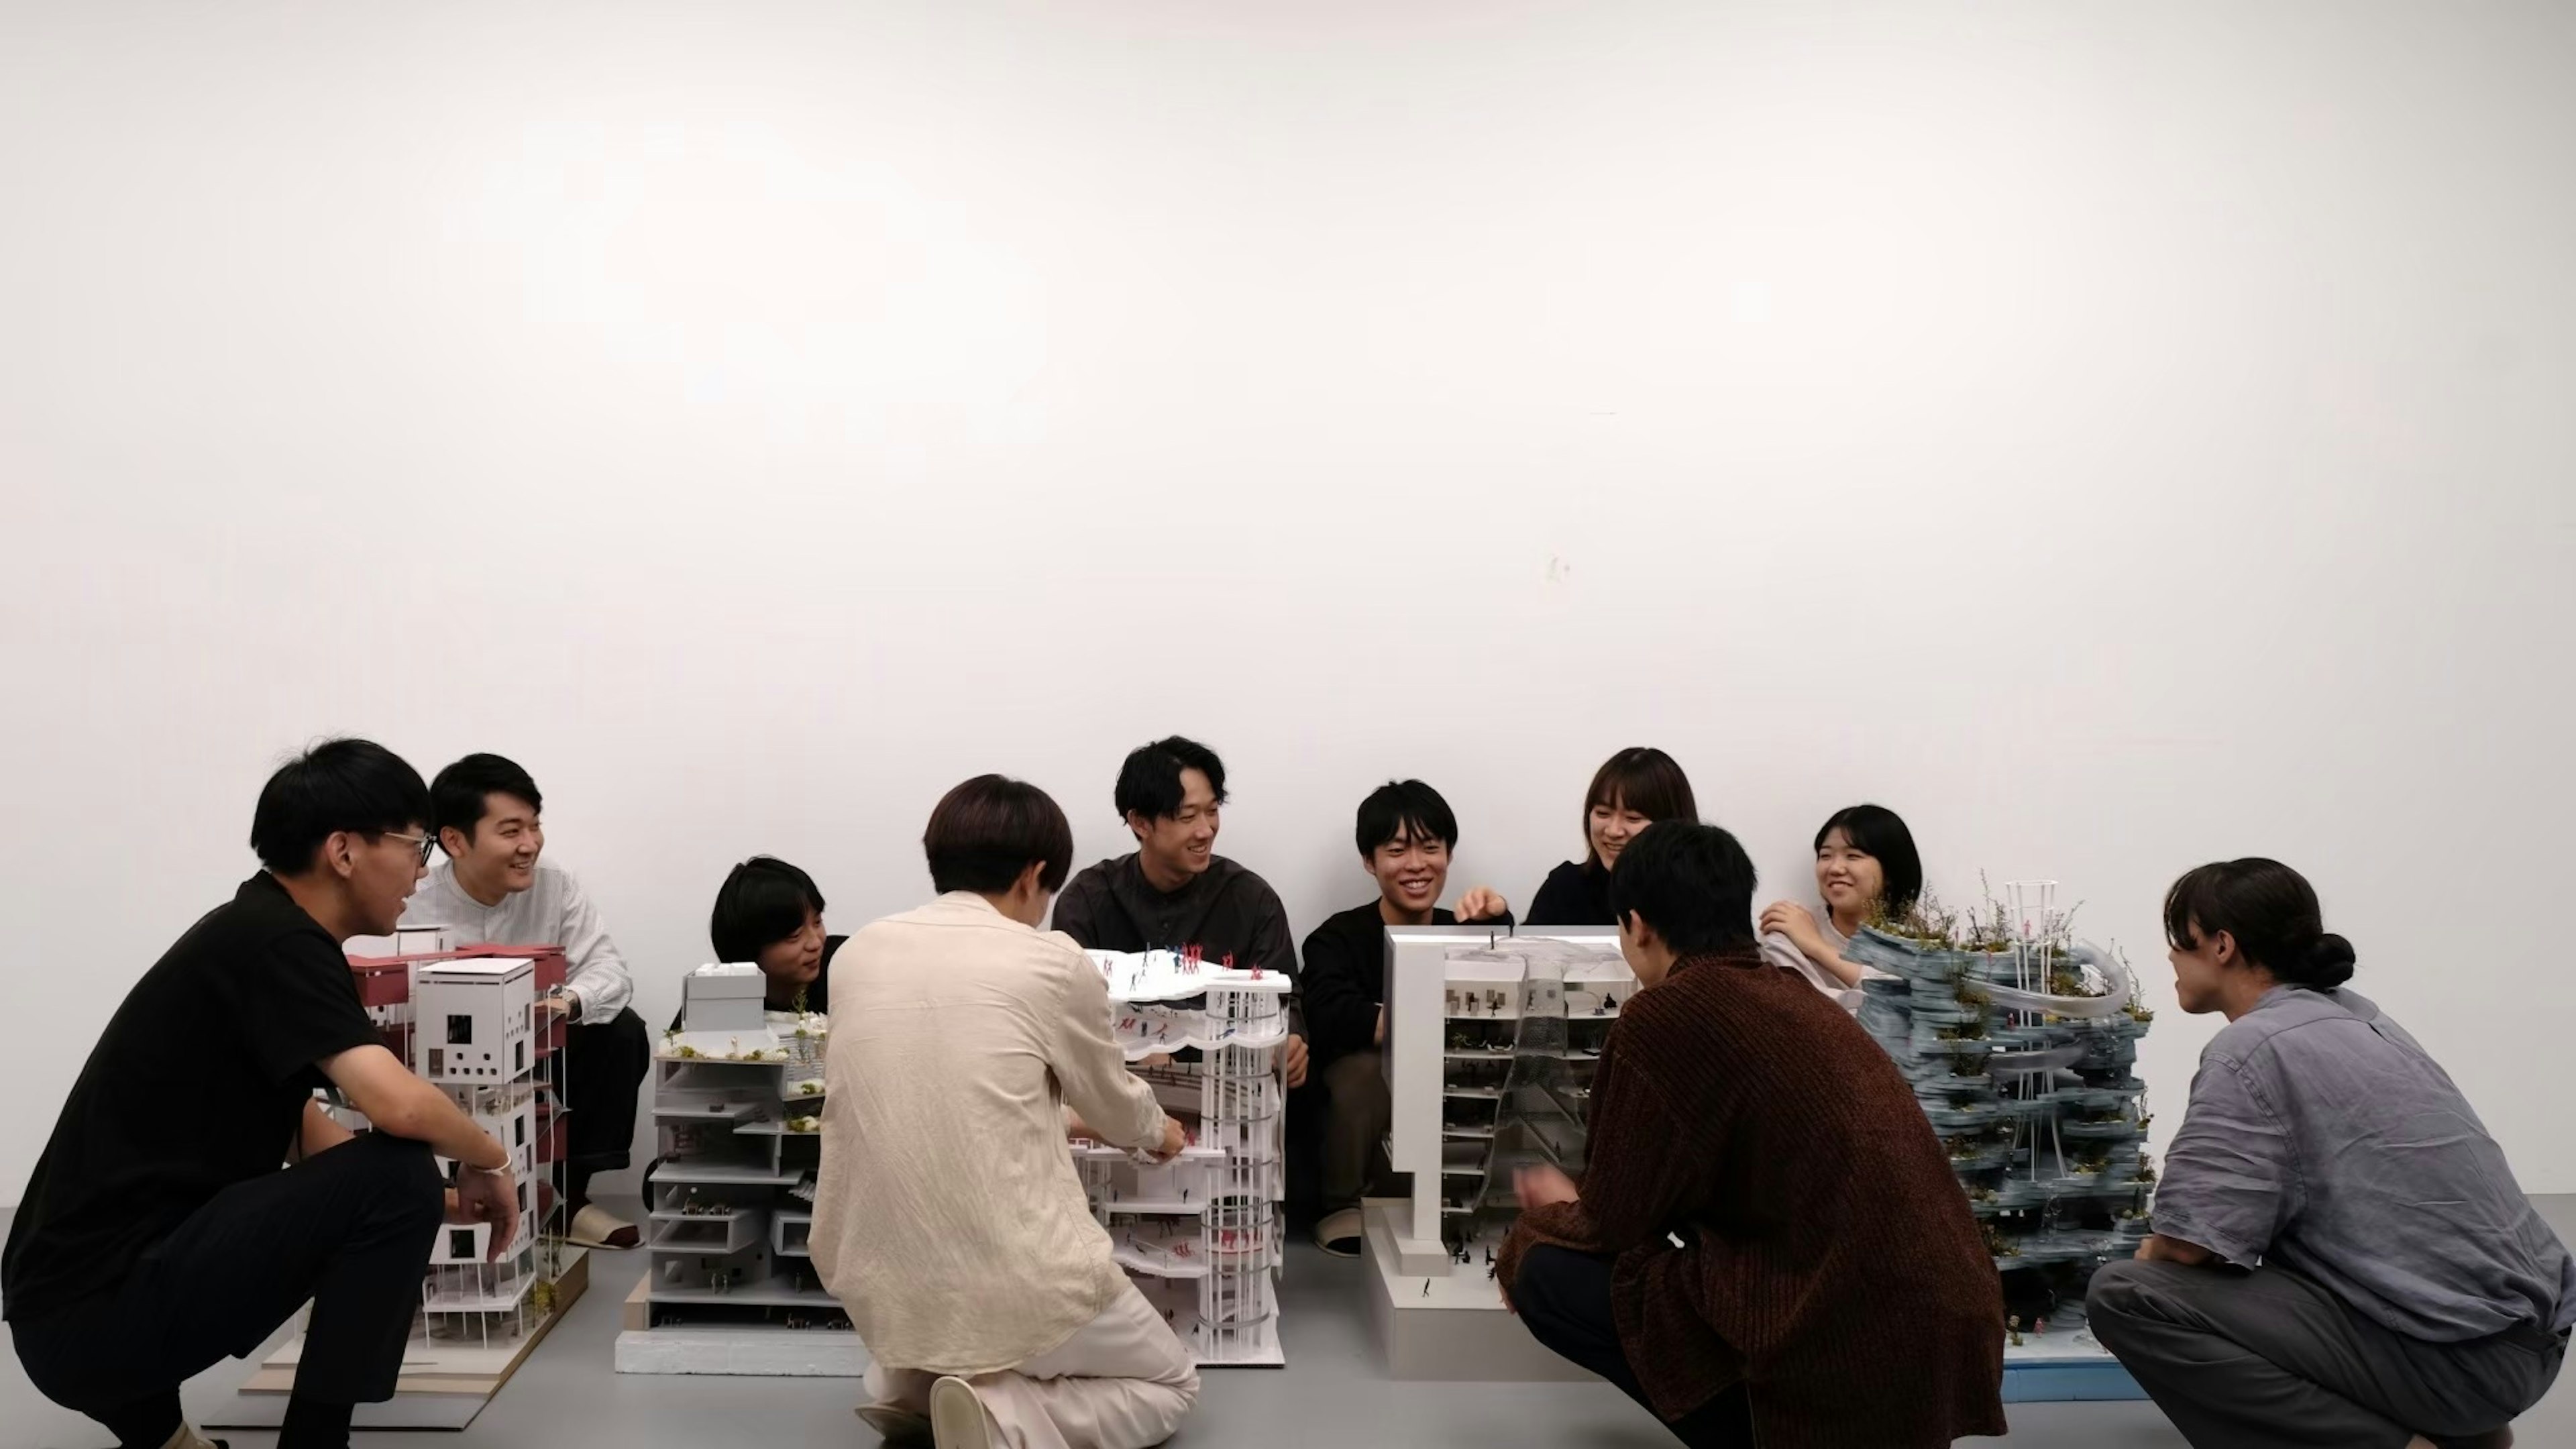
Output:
[2089, 1259, 2566, 1448]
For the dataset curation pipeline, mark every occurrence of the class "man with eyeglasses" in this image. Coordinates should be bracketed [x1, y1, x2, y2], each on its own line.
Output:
[5, 739, 518, 1449]
[400, 752, 648, 1250]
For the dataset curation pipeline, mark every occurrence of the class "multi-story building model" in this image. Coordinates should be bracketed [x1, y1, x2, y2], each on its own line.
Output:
[626, 964, 839, 1358]
[1841, 882, 2156, 1396]
[617, 951, 1291, 1375]
[1366, 926, 1633, 1382]
[1071, 949, 1290, 1368]
[232, 940, 581, 1415]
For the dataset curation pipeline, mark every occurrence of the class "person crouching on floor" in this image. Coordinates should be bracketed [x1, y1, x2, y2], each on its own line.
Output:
[812, 774, 1197, 1449]
[1499, 820, 2007, 1449]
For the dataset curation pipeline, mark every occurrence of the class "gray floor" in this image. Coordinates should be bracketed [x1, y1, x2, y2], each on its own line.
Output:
[6, 1197, 2570, 1449]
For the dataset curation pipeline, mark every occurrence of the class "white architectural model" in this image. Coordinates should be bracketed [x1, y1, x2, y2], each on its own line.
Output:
[1073, 949, 1289, 1368]
[1366, 926, 1633, 1381]
[635, 965, 839, 1338]
[411, 955, 560, 1348]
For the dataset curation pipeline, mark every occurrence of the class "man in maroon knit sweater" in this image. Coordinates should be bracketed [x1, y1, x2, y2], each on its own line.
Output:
[1500, 821, 2006, 1449]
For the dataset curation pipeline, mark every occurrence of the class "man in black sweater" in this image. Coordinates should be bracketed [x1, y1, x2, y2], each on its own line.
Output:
[1301, 780, 1511, 1255]
[1051, 737, 1309, 1089]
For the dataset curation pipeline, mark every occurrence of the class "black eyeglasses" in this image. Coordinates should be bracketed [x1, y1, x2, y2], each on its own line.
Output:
[382, 830, 435, 865]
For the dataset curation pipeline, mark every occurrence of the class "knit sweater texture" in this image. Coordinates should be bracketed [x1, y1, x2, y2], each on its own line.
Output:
[1499, 949, 2007, 1449]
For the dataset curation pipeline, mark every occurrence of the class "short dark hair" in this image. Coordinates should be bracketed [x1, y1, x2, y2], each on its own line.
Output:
[925, 775, 1076, 894]
[1355, 780, 1458, 859]
[1582, 747, 1698, 871]
[2163, 858, 2356, 990]
[1815, 804, 1924, 915]
[250, 738, 433, 875]
[430, 753, 543, 841]
[1114, 737, 1228, 822]
[710, 857, 828, 963]
[1607, 820, 1758, 956]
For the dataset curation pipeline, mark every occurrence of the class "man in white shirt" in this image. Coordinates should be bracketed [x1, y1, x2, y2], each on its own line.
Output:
[400, 753, 648, 1249]
[814, 774, 1197, 1449]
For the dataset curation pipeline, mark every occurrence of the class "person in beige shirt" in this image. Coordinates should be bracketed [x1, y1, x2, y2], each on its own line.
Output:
[812, 774, 1197, 1449]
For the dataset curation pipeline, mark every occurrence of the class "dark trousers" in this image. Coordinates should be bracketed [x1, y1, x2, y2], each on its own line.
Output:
[11, 1132, 444, 1448]
[1513, 1244, 1756, 1449]
[1319, 1050, 1391, 1213]
[561, 1006, 649, 1210]
[2090, 1258, 2569, 1448]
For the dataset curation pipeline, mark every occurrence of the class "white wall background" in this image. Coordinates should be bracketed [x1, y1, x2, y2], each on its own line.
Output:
[3, 1, 2571, 1203]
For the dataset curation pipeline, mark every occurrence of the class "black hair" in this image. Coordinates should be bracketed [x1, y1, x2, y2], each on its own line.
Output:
[1114, 737, 1228, 823]
[1605, 820, 1759, 956]
[710, 857, 828, 963]
[1355, 780, 1459, 859]
[1582, 747, 1698, 871]
[430, 753, 543, 841]
[1815, 804, 1924, 914]
[926, 775, 1077, 894]
[2163, 858, 2355, 989]
[250, 738, 433, 875]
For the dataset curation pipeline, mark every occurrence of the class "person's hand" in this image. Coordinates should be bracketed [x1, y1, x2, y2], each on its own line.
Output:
[453, 1162, 521, 1260]
[1152, 1116, 1189, 1162]
[1760, 900, 1825, 959]
[538, 989, 581, 1021]
[1456, 887, 1510, 924]
[1281, 1033, 1309, 1089]
[1373, 1004, 1387, 1047]
[1514, 1163, 1578, 1210]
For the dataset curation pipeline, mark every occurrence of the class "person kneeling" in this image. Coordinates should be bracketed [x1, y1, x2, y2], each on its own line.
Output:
[2090, 859, 2571, 1449]
[5, 741, 520, 1449]
[812, 775, 1198, 1449]
[1499, 821, 2006, 1449]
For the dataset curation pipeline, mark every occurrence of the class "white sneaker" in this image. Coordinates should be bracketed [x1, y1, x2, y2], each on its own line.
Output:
[928, 1377, 992, 1449]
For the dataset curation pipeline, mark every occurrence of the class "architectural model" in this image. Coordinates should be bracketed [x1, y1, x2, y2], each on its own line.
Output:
[1364, 926, 1636, 1382]
[231, 938, 583, 1417]
[1841, 881, 2157, 1363]
[639, 965, 841, 1330]
[617, 949, 1292, 1375]
[1072, 948, 1290, 1368]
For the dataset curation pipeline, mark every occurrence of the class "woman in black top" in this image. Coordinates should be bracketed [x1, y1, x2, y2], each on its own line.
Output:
[1524, 747, 1700, 926]
[692, 856, 845, 1022]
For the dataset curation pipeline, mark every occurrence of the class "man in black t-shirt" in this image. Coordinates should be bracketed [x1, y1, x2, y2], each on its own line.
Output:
[1301, 780, 1511, 1256]
[3, 740, 520, 1449]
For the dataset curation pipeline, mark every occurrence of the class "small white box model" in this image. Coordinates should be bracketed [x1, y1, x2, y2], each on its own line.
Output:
[684, 963, 767, 1033]
[415, 957, 537, 1085]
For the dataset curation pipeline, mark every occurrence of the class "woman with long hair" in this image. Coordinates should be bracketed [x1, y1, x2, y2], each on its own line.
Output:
[1524, 747, 1699, 926]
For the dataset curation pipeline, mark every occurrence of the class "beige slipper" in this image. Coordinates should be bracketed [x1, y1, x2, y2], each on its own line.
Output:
[928, 1377, 992, 1449]
[1313, 1207, 1364, 1258]
[567, 1203, 641, 1249]
[856, 1403, 932, 1445]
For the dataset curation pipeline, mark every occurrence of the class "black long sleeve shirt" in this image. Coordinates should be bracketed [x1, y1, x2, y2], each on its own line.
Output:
[1301, 899, 1514, 1067]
